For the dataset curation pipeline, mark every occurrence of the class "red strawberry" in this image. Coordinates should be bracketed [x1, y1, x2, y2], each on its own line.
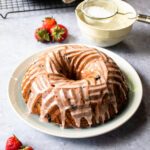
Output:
[35, 27, 50, 42]
[19, 146, 33, 150]
[50, 24, 68, 42]
[43, 17, 57, 31]
[5, 135, 22, 150]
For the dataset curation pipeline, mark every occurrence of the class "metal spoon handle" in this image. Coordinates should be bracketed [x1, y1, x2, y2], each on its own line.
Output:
[137, 14, 150, 24]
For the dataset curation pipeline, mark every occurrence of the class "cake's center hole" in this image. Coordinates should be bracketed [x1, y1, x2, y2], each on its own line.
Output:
[59, 54, 101, 81]
[61, 68, 78, 80]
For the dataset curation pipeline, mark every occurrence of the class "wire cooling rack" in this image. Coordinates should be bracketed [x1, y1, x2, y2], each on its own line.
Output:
[0, 0, 81, 19]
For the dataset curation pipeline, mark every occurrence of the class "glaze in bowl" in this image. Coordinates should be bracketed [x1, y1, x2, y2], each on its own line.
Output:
[75, 0, 136, 47]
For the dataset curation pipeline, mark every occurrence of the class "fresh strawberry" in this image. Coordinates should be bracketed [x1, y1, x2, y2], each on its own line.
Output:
[35, 27, 50, 42]
[5, 135, 22, 150]
[50, 24, 68, 42]
[19, 146, 33, 150]
[43, 17, 57, 31]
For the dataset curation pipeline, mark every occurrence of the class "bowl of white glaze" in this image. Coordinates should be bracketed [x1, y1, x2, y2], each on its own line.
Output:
[75, 0, 136, 47]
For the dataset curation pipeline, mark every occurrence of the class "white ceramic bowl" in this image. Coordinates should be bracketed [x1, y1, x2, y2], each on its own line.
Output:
[75, 0, 136, 47]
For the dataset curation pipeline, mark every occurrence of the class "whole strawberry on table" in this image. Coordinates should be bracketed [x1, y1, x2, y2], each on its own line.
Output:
[5, 135, 33, 150]
[35, 17, 68, 43]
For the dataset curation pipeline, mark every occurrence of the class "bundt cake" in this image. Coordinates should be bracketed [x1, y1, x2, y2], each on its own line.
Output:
[21, 45, 128, 128]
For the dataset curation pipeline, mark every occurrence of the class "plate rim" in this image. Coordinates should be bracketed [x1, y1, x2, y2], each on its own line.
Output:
[8, 44, 143, 138]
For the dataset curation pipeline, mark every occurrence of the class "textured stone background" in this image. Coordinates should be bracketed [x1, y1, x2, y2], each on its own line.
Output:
[0, 0, 150, 149]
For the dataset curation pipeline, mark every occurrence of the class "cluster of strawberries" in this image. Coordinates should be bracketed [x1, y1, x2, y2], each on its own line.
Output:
[5, 135, 33, 150]
[35, 17, 68, 43]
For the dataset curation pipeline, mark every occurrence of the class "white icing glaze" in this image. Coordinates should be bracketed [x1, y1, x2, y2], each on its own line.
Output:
[22, 45, 128, 128]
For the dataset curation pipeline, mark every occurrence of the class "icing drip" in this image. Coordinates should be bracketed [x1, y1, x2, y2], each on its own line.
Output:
[70, 103, 92, 127]
[22, 45, 128, 128]
[110, 85, 118, 114]
[95, 102, 101, 123]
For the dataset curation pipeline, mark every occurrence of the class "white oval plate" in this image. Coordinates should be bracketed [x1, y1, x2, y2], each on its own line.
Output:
[8, 44, 143, 138]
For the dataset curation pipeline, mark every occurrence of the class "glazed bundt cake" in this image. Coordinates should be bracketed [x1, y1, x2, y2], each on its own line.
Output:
[21, 45, 128, 128]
